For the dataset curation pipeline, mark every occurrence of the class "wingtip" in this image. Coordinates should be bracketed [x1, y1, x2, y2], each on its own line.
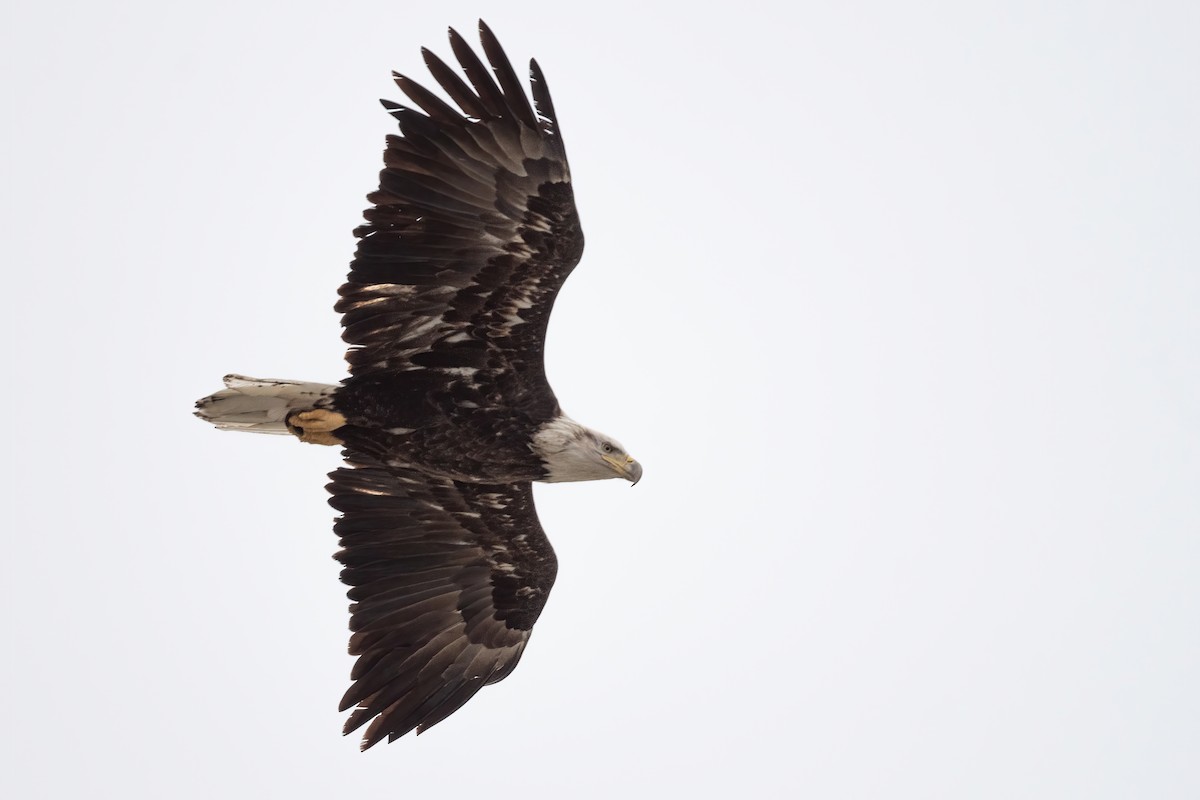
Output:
[477, 19, 496, 41]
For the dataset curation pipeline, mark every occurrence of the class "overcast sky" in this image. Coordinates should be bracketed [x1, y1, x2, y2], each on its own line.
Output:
[6, 1, 1198, 797]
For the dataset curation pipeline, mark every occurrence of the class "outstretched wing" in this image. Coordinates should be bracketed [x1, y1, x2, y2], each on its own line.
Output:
[338, 21, 583, 417]
[327, 451, 558, 748]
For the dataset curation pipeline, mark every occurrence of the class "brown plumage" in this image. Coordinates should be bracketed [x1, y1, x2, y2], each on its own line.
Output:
[195, 20, 640, 750]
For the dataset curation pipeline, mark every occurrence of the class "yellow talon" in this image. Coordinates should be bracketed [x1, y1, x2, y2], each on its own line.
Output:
[286, 409, 347, 446]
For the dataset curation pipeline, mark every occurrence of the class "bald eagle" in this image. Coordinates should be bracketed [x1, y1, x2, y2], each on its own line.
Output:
[195, 22, 640, 749]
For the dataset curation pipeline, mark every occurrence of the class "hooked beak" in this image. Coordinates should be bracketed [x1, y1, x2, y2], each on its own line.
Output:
[604, 454, 643, 485]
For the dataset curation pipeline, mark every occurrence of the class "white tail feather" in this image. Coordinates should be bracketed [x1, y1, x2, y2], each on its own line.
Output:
[195, 374, 338, 434]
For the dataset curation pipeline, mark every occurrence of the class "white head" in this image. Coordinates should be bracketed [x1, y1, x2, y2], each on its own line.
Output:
[531, 415, 642, 484]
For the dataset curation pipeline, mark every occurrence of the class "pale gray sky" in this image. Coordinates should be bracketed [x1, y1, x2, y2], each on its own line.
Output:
[6, 1, 1198, 797]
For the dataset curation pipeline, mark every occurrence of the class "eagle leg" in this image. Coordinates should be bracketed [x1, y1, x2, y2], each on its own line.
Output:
[285, 409, 348, 446]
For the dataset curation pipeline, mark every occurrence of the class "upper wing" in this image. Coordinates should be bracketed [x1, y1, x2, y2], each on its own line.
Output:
[327, 451, 558, 748]
[338, 21, 583, 411]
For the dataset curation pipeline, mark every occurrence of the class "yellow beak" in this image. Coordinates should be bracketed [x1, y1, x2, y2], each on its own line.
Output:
[603, 454, 643, 484]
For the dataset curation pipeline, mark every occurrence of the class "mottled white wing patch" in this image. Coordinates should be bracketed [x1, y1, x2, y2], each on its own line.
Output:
[328, 450, 557, 748]
[336, 22, 584, 419]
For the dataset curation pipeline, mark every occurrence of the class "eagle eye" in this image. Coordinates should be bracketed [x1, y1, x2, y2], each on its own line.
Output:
[601, 442, 613, 454]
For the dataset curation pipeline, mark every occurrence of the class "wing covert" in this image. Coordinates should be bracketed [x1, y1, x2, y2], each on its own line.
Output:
[327, 450, 557, 748]
[337, 22, 584, 399]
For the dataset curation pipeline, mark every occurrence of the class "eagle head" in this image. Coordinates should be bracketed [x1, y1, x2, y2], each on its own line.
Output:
[531, 415, 641, 484]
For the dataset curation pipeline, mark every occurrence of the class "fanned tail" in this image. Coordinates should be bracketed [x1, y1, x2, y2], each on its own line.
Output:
[195, 374, 338, 435]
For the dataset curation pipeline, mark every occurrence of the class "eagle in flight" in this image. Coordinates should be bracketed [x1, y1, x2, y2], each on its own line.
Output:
[195, 21, 640, 749]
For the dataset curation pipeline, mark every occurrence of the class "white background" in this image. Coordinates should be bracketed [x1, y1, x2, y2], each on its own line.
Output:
[6, 1, 1198, 797]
